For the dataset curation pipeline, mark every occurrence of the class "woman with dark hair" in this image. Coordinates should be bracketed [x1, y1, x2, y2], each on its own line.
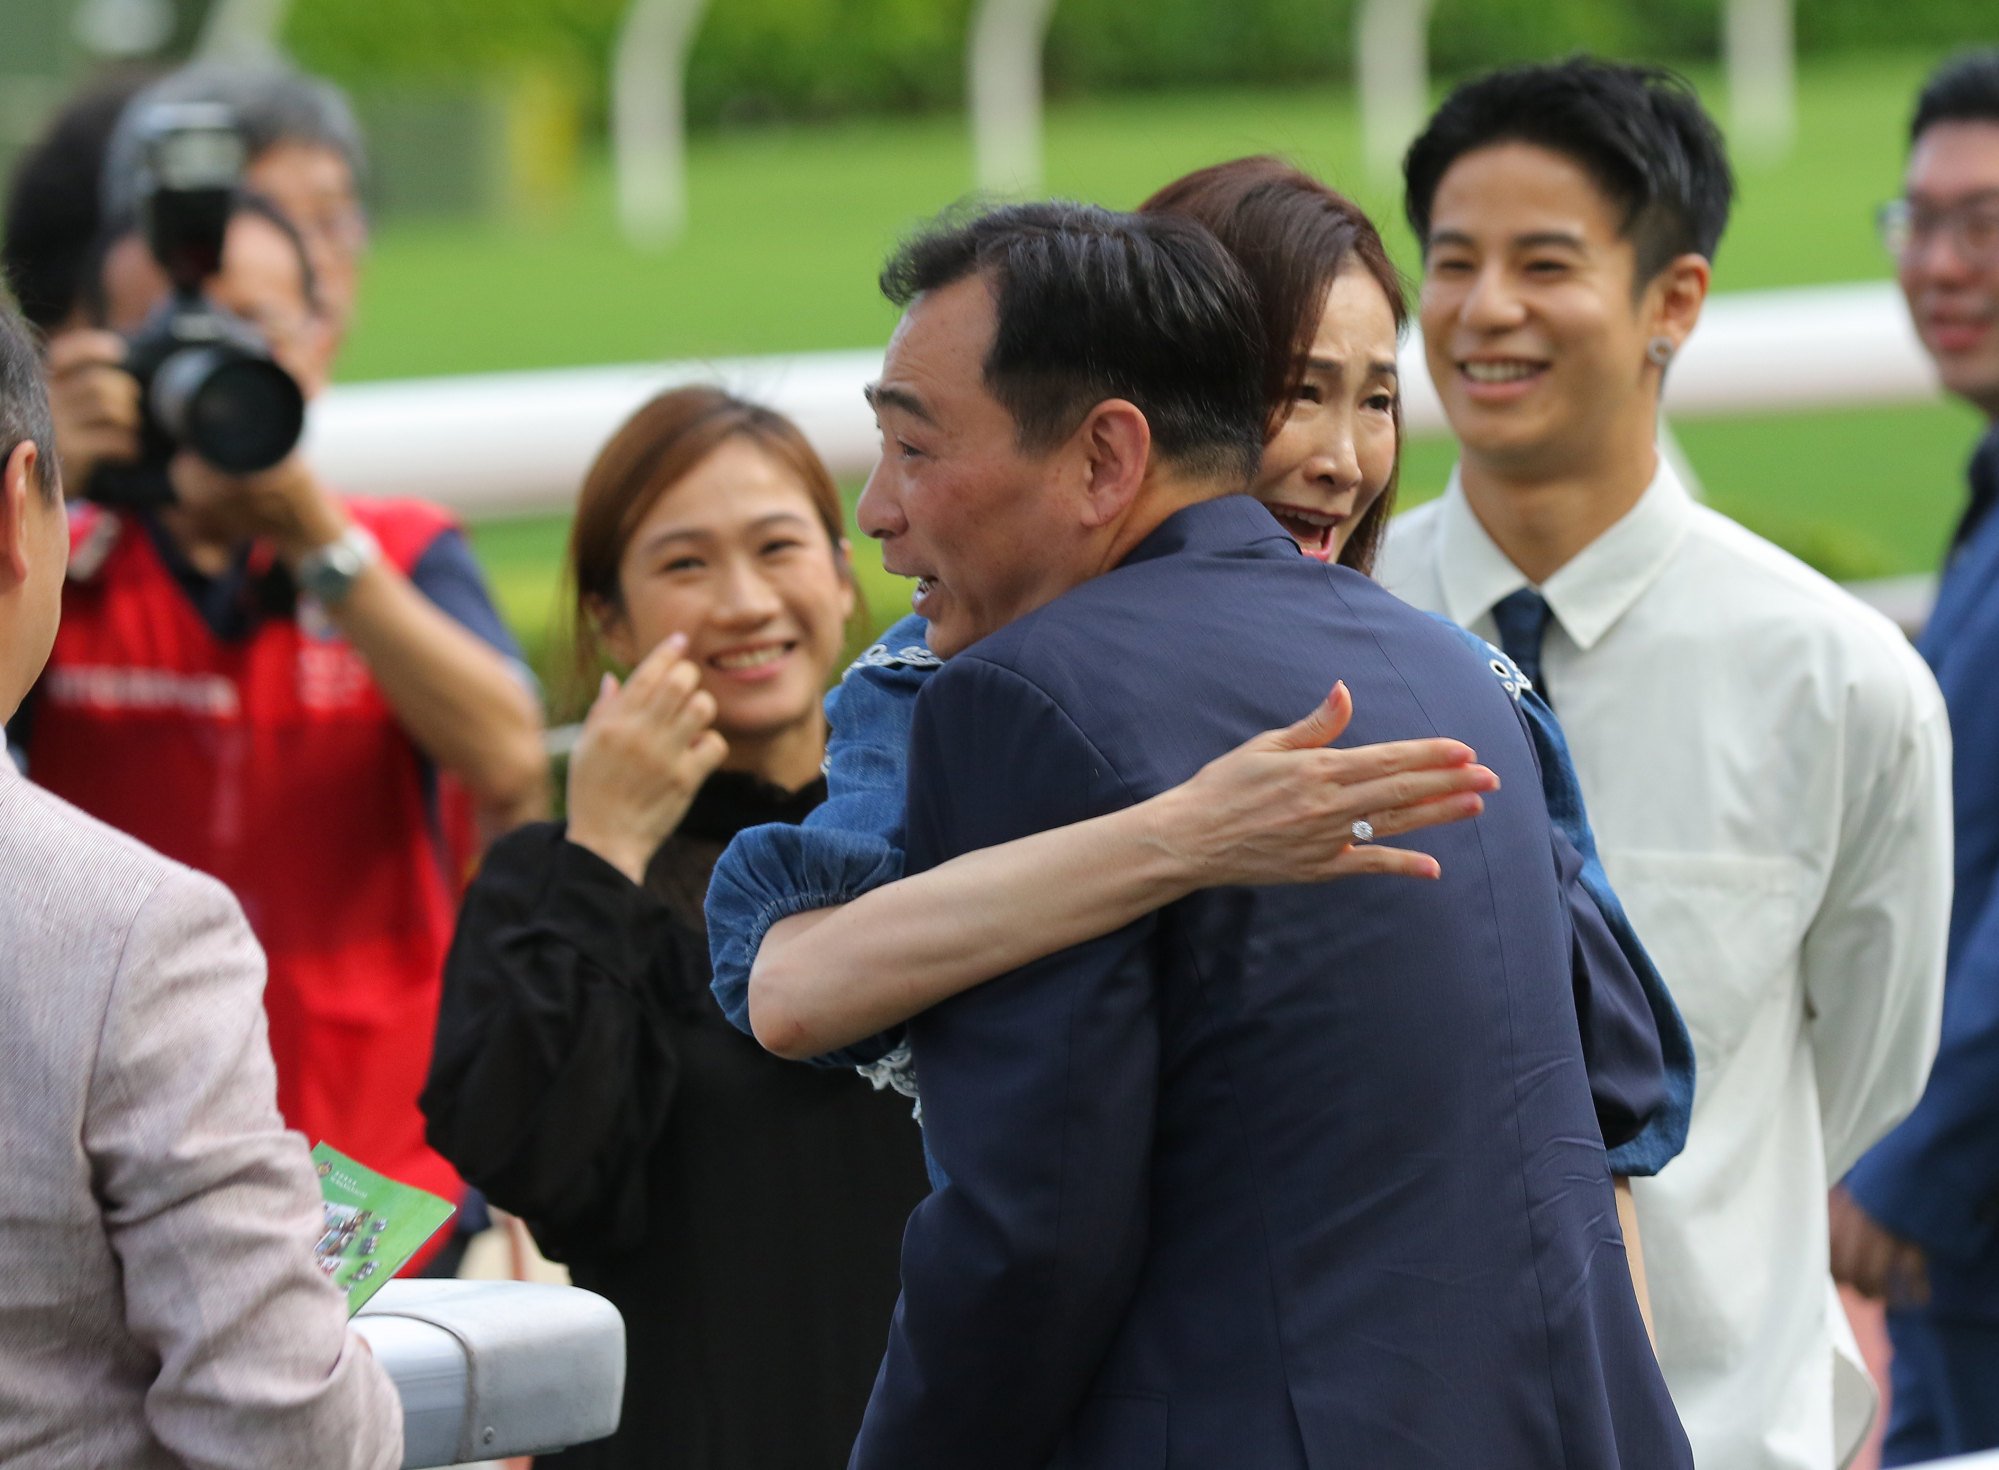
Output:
[418, 385, 926, 1470]
[420, 382, 1459, 1468]
[707, 159, 1690, 1240]
[1143, 154, 1409, 576]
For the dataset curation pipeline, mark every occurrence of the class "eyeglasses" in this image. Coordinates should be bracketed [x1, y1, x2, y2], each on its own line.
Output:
[1878, 193, 1999, 268]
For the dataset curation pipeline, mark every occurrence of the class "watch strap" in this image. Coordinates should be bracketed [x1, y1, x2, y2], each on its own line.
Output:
[296, 523, 381, 607]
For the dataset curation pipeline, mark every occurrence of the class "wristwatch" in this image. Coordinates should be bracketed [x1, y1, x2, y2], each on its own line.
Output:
[295, 523, 381, 607]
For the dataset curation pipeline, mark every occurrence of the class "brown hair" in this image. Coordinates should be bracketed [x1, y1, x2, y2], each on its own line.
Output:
[1140, 157, 1407, 576]
[563, 385, 856, 712]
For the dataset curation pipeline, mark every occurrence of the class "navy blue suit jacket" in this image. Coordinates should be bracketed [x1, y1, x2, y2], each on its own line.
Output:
[848, 497, 1687, 1470]
[1850, 426, 1999, 1313]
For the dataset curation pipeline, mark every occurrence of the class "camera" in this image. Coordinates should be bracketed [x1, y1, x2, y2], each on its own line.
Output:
[87, 103, 306, 508]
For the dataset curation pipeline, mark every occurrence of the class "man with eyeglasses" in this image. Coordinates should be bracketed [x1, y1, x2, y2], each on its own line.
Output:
[45, 64, 374, 502]
[1838, 47, 1999, 1468]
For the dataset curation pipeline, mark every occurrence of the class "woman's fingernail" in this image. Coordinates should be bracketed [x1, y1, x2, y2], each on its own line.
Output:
[664, 631, 688, 653]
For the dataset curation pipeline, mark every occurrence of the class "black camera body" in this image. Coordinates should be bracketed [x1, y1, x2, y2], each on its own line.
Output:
[87, 103, 305, 508]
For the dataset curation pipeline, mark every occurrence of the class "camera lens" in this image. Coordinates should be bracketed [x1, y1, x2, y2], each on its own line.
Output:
[151, 346, 306, 473]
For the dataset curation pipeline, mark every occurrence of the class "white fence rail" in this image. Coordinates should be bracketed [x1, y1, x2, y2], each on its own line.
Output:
[303, 279, 1942, 521]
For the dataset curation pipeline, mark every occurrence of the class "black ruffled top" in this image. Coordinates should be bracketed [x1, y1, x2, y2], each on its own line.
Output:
[423, 770, 930, 1469]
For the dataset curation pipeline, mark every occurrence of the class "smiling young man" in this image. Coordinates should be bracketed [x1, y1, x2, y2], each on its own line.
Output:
[1376, 59, 1953, 1470]
[1837, 49, 1999, 1467]
[846, 199, 1687, 1469]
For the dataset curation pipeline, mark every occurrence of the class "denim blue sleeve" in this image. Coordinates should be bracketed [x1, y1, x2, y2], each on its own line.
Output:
[1438, 617, 1695, 1176]
[706, 615, 936, 1067]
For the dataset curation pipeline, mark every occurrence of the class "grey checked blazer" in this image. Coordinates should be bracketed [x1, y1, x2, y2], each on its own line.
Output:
[0, 761, 402, 1468]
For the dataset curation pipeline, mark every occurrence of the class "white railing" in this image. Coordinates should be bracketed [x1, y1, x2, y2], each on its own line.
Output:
[303, 275, 1946, 653]
[303, 279, 1941, 520]
[354, 1279, 623, 1466]
[303, 349, 885, 520]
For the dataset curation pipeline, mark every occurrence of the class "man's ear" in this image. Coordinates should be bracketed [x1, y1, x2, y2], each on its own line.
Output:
[0, 440, 41, 591]
[831, 536, 859, 625]
[1644, 253, 1713, 363]
[1075, 400, 1152, 529]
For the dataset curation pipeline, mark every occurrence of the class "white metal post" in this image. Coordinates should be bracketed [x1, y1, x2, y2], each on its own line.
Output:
[968, 0, 1061, 196]
[612, 0, 713, 246]
[194, 0, 291, 62]
[1355, 0, 1437, 185]
[1724, 0, 1796, 163]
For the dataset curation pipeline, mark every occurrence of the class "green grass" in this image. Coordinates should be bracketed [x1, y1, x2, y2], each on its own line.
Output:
[344, 52, 1939, 381]
[406, 50, 1980, 683]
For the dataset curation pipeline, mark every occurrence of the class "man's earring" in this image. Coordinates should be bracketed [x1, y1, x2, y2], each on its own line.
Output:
[1645, 336, 1676, 367]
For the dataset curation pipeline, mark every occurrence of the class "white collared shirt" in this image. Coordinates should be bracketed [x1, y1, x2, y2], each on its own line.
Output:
[1379, 462, 1951, 1470]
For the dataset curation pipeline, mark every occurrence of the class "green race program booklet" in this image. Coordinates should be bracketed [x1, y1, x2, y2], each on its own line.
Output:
[310, 1143, 457, 1314]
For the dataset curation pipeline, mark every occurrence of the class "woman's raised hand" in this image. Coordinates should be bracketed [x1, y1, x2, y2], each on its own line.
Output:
[1144, 682, 1499, 886]
[564, 633, 730, 884]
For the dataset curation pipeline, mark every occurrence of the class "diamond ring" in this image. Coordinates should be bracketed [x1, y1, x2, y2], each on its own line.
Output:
[1350, 819, 1375, 844]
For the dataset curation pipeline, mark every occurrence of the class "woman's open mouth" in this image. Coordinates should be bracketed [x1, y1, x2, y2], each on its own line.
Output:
[1265, 503, 1347, 562]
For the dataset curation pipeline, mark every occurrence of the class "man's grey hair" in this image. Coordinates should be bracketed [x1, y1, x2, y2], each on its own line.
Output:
[0, 304, 59, 501]
[101, 63, 367, 221]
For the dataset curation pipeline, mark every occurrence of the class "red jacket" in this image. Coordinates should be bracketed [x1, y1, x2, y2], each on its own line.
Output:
[31, 500, 477, 1264]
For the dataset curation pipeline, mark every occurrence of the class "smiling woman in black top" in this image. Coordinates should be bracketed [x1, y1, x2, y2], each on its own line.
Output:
[421, 386, 930, 1470]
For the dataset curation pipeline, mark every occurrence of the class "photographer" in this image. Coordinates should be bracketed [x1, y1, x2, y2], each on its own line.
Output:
[103, 62, 370, 350]
[12, 153, 545, 1261]
[31, 61, 370, 511]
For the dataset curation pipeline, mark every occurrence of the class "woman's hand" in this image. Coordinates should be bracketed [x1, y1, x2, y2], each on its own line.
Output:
[1142, 681, 1498, 886]
[565, 633, 729, 883]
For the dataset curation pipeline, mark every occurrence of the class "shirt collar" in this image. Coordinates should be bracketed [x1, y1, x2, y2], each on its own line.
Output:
[1434, 457, 1694, 651]
[1119, 493, 1298, 568]
[136, 511, 295, 642]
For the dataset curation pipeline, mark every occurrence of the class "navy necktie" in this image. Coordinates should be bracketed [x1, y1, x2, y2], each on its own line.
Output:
[1490, 587, 1555, 705]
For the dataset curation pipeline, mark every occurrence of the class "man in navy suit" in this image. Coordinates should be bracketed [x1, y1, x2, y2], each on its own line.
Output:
[850, 201, 1687, 1469]
[1838, 50, 1999, 1464]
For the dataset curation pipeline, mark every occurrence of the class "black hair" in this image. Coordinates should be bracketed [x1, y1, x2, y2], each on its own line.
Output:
[1404, 57, 1735, 285]
[880, 200, 1267, 486]
[101, 63, 368, 223]
[0, 303, 59, 502]
[79, 190, 323, 328]
[1911, 50, 1999, 145]
[3, 73, 155, 332]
